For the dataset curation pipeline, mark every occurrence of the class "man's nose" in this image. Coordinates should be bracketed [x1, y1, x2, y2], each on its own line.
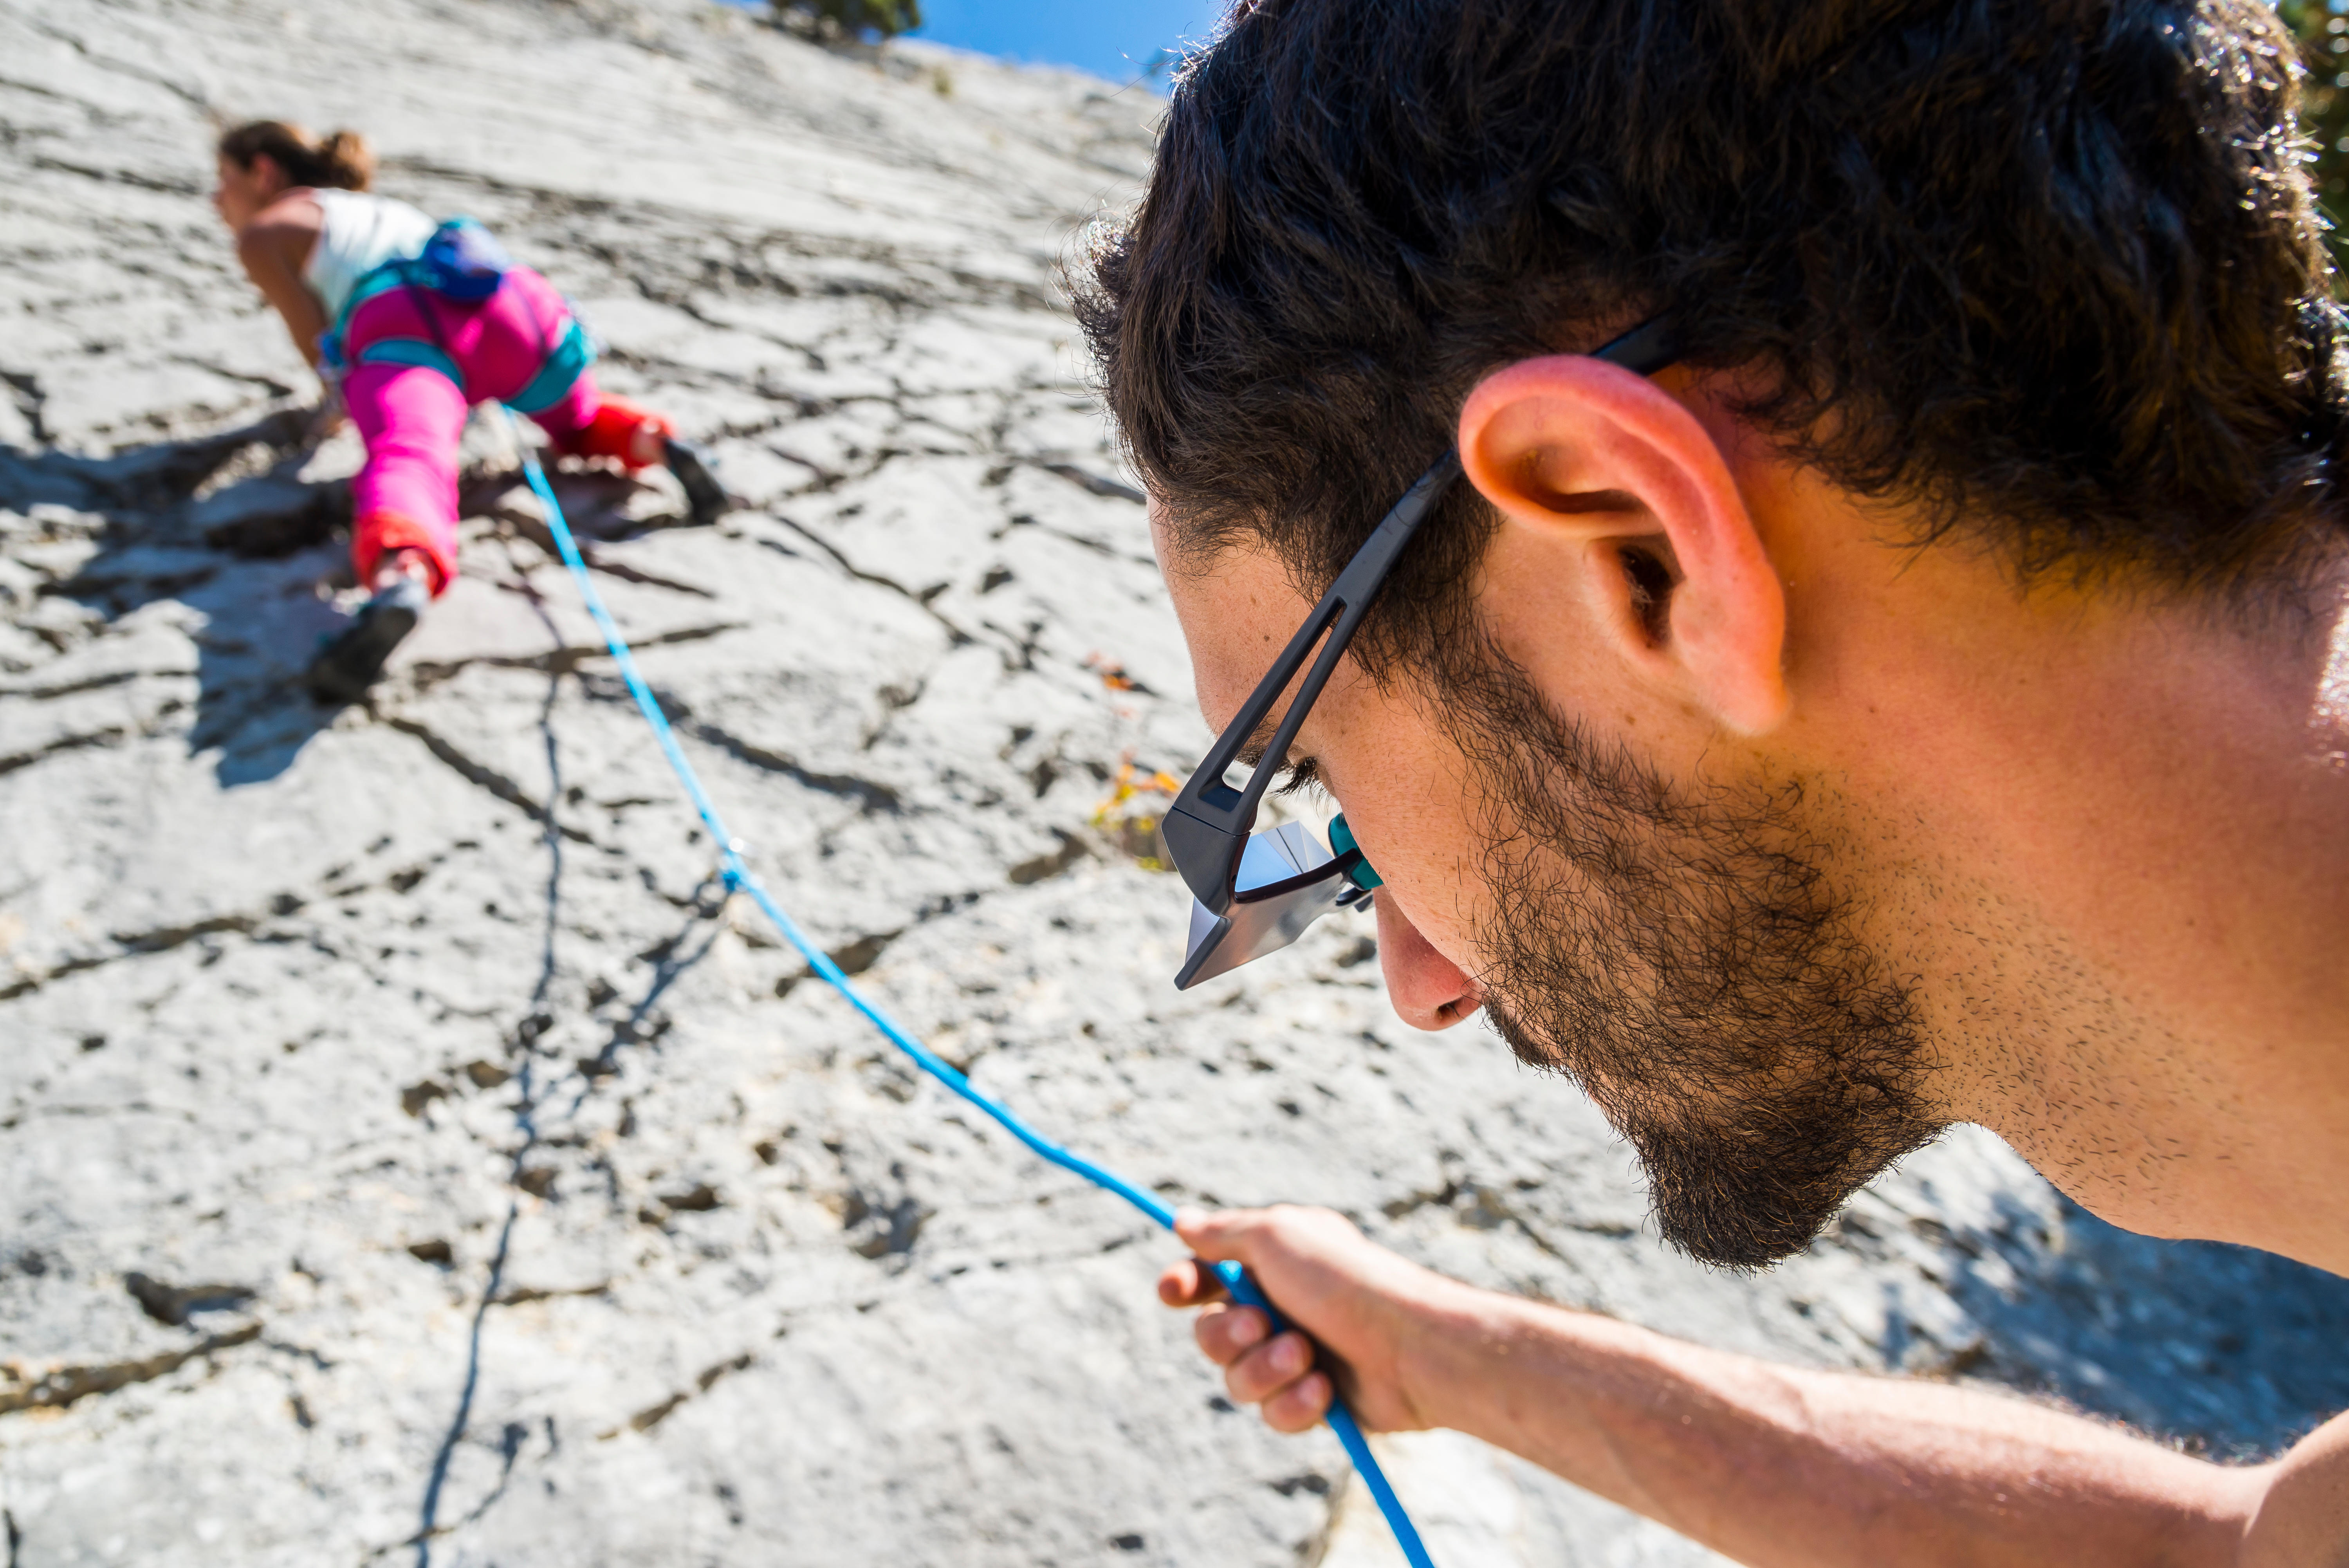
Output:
[1374, 892, 1483, 1030]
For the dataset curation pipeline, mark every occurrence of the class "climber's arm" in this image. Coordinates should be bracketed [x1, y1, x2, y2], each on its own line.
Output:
[233, 199, 328, 370]
[1165, 1205, 2344, 1568]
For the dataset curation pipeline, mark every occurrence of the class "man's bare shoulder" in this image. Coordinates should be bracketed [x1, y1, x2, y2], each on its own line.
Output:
[2244, 1409, 2349, 1568]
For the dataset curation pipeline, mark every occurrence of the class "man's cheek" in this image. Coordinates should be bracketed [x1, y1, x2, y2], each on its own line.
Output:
[1375, 839, 1492, 965]
[1355, 792, 1491, 971]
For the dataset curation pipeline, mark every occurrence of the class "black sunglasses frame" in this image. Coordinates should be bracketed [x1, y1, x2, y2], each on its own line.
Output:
[1164, 317, 1681, 987]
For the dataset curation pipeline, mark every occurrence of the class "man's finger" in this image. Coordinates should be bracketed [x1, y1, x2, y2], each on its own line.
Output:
[1173, 1204, 1269, 1262]
[1261, 1370, 1332, 1434]
[1155, 1256, 1230, 1308]
[1194, 1302, 1268, 1365]
[1224, 1329, 1313, 1404]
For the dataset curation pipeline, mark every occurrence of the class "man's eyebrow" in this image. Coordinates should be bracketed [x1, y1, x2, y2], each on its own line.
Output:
[1235, 710, 1298, 773]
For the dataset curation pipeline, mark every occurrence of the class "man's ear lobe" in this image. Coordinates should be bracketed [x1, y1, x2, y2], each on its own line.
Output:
[1458, 354, 1789, 735]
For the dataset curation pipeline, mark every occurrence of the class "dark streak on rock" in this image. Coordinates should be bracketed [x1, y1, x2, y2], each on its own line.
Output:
[761, 518, 974, 646]
[773, 927, 900, 999]
[658, 1183, 721, 1213]
[0, 913, 260, 1001]
[125, 1272, 255, 1326]
[0, 723, 133, 778]
[0, 1322, 262, 1416]
[0, 668, 146, 701]
[602, 1350, 754, 1438]
[384, 717, 596, 843]
[1006, 829, 1092, 885]
[492, 1281, 609, 1306]
[681, 718, 901, 813]
[1038, 461, 1145, 504]
[408, 621, 743, 690]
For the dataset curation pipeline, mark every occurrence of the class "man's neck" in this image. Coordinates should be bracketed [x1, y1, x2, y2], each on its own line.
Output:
[1799, 520, 2349, 1274]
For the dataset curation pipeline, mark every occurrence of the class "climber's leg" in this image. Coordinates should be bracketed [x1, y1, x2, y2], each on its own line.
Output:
[532, 374, 669, 469]
[308, 357, 461, 703]
[342, 357, 465, 595]
[529, 372, 727, 526]
[470, 265, 730, 525]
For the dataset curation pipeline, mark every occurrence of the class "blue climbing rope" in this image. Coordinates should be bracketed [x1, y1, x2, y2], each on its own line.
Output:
[500, 409, 1436, 1568]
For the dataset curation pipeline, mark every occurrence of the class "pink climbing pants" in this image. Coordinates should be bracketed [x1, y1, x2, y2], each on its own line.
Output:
[339, 266, 671, 593]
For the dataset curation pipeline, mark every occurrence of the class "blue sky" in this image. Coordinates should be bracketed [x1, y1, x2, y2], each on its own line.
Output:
[911, 0, 1224, 85]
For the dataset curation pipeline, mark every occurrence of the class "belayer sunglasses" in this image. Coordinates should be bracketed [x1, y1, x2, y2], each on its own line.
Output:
[1163, 317, 1680, 989]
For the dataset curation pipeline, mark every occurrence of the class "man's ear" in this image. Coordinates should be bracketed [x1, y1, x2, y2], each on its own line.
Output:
[1457, 354, 1788, 735]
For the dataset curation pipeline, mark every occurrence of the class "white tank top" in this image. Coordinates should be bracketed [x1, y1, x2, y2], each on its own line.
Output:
[301, 188, 439, 322]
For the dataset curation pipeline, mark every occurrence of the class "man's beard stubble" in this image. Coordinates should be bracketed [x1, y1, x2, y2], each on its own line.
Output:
[1437, 641, 1945, 1269]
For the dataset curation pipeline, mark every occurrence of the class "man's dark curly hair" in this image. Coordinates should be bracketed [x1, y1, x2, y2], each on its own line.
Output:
[1078, 0, 2349, 664]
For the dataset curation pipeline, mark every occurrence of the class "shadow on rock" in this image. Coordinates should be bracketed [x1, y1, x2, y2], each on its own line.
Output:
[452, 457, 723, 597]
[2, 411, 700, 789]
[1954, 1191, 2349, 1458]
[2, 406, 352, 787]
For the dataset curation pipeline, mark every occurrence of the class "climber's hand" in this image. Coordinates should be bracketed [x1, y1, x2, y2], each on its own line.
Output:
[1158, 1204, 1473, 1436]
[305, 393, 346, 442]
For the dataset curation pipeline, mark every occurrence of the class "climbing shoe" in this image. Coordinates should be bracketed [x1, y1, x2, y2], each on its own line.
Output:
[307, 576, 429, 704]
[663, 436, 729, 527]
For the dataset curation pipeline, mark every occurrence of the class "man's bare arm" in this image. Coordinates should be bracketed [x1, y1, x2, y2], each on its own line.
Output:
[1166, 1206, 2342, 1568]
[2243, 1415, 2349, 1568]
[1423, 1289, 2255, 1567]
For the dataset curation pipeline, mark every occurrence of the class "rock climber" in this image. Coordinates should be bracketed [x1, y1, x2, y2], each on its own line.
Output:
[1083, 1, 2349, 1561]
[211, 119, 727, 702]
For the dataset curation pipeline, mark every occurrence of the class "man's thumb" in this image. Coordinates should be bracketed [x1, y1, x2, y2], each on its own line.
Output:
[1173, 1205, 1261, 1262]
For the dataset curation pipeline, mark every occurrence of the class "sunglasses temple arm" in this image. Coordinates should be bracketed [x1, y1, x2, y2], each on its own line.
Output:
[1179, 592, 1344, 818]
[1166, 453, 1463, 911]
[1593, 314, 1680, 375]
[1171, 306, 1670, 855]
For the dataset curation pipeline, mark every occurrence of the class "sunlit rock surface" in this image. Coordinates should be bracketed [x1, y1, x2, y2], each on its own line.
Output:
[3, 2, 2345, 1563]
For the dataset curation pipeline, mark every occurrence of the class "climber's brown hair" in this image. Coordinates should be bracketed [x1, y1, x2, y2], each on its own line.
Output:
[1079, 0, 2349, 671]
[216, 120, 374, 193]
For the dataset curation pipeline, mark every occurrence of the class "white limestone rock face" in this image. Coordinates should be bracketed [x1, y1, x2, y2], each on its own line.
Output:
[2, 2, 2345, 1564]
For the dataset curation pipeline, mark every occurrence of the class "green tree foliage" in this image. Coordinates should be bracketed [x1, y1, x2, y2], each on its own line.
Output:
[775, 0, 922, 42]
[2281, 0, 2349, 274]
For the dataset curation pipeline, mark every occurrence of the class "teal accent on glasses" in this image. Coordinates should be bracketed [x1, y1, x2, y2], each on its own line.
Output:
[1327, 812, 1384, 891]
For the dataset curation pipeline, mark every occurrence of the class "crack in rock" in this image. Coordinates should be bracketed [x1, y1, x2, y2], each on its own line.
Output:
[679, 716, 902, 814]
[772, 926, 901, 998]
[407, 620, 745, 688]
[1037, 461, 1145, 505]
[124, 1272, 257, 1326]
[487, 503, 720, 595]
[0, 912, 260, 1001]
[0, 1322, 262, 1416]
[599, 1351, 754, 1439]
[0, 668, 146, 701]
[0, 721, 137, 779]
[493, 1281, 610, 1307]
[1381, 1175, 1621, 1262]
[761, 518, 974, 646]
[384, 716, 596, 843]
[1006, 828, 1095, 885]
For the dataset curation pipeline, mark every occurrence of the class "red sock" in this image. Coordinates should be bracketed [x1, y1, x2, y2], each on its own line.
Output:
[574, 397, 675, 472]
[352, 510, 454, 596]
